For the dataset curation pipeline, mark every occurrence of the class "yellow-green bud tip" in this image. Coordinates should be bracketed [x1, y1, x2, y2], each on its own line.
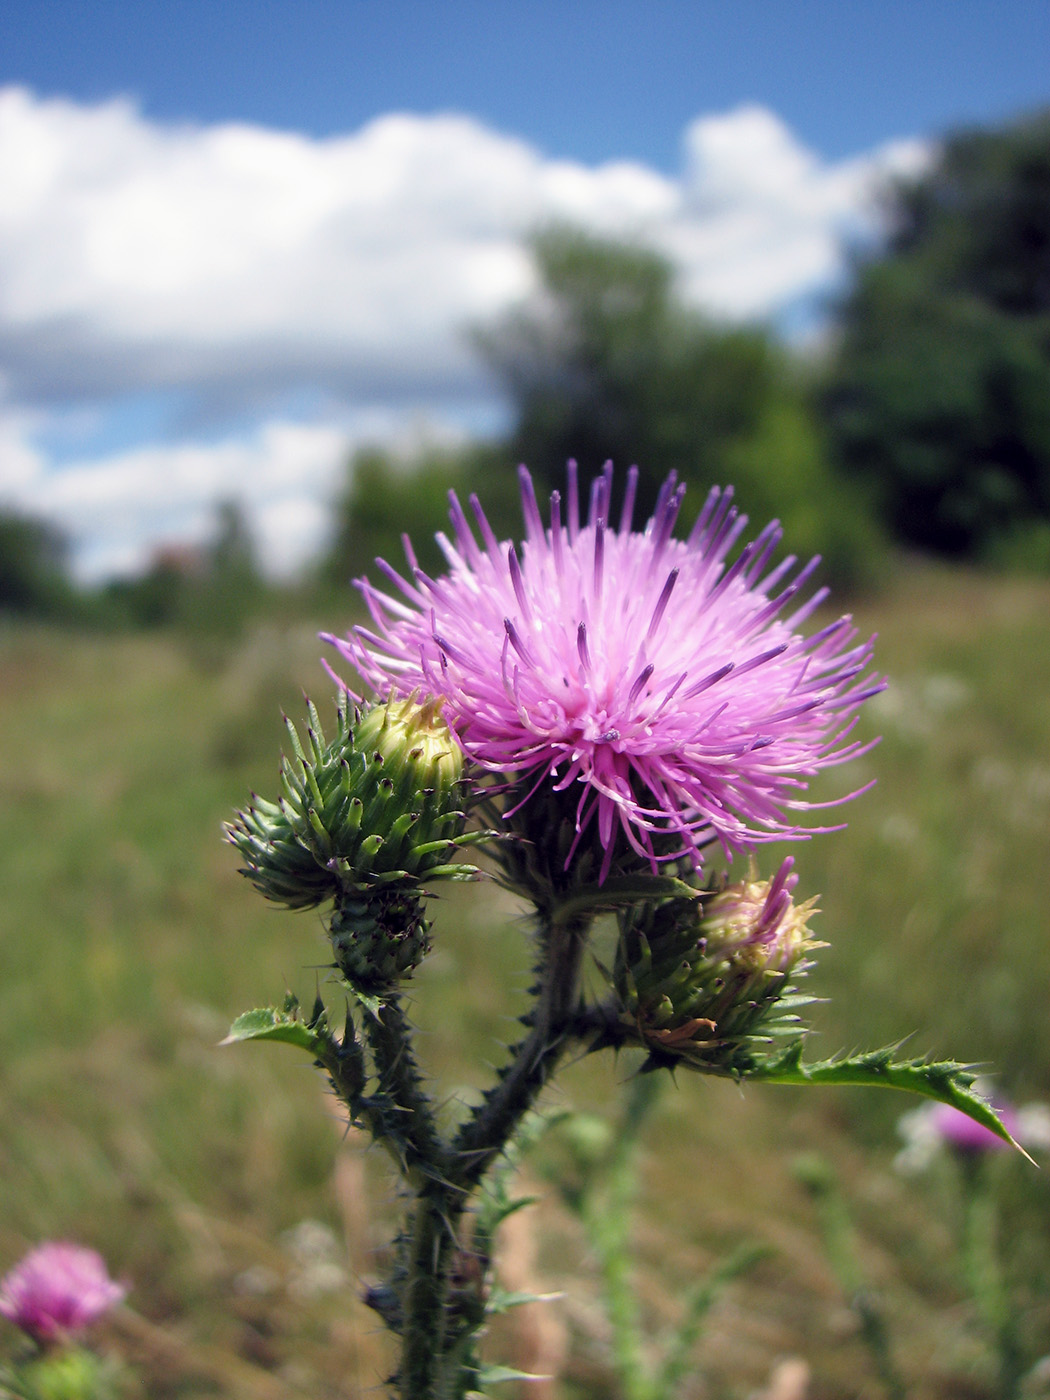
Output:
[355, 694, 462, 791]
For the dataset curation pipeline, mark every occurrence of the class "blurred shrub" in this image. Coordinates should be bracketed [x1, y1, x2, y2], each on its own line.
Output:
[0, 510, 84, 621]
[104, 499, 268, 642]
[321, 441, 521, 585]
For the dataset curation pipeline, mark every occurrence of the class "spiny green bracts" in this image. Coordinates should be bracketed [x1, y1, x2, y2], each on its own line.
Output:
[329, 890, 432, 990]
[611, 857, 822, 1074]
[227, 694, 492, 991]
[484, 780, 692, 917]
[226, 694, 486, 909]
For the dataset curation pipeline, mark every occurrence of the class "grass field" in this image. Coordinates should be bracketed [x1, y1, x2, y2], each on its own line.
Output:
[1, 562, 1049, 1399]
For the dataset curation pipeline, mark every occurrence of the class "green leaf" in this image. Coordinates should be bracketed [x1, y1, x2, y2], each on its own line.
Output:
[746, 1042, 1027, 1155]
[340, 980, 386, 1019]
[221, 1005, 330, 1056]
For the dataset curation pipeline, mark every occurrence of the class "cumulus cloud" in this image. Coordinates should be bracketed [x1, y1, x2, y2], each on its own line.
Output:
[0, 86, 675, 406]
[0, 88, 929, 577]
[0, 88, 926, 405]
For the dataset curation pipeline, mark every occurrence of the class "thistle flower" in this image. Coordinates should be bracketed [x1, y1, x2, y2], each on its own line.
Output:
[698, 857, 820, 975]
[0, 1244, 125, 1344]
[612, 857, 821, 1072]
[325, 463, 882, 881]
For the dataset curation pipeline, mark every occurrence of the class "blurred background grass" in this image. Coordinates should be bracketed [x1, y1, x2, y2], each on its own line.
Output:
[2, 557, 1048, 1399]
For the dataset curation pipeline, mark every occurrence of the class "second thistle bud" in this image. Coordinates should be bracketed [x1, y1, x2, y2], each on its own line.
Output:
[612, 858, 822, 1074]
[227, 694, 486, 992]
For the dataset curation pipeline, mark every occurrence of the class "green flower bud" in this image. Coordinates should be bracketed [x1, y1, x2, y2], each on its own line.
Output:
[227, 694, 492, 993]
[613, 858, 822, 1073]
[226, 694, 484, 909]
[8, 1348, 116, 1400]
[353, 695, 462, 802]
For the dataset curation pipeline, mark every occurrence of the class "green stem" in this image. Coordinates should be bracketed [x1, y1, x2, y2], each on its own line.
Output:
[363, 995, 449, 1185]
[453, 910, 590, 1191]
[960, 1162, 1023, 1400]
[798, 1159, 906, 1400]
[399, 1190, 460, 1400]
[364, 914, 590, 1399]
[338, 909, 592, 1399]
[361, 998, 461, 1399]
[583, 1076, 662, 1400]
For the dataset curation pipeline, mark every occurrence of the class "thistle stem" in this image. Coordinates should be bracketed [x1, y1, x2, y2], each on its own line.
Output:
[453, 909, 590, 1191]
[363, 995, 449, 1186]
[382, 908, 592, 1400]
[399, 1189, 459, 1399]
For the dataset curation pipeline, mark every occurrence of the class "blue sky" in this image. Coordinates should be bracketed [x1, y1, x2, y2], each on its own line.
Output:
[0, 1, 1047, 579]
[4, 0, 1049, 166]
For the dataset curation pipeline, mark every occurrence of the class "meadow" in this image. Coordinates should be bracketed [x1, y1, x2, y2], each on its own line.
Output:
[1, 561, 1049, 1399]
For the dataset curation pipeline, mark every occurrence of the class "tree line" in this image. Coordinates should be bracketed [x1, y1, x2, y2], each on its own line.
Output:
[5, 107, 1050, 625]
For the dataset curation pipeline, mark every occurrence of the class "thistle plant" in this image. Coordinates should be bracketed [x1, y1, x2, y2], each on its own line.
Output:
[0, 1244, 126, 1400]
[226, 462, 1019, 1399]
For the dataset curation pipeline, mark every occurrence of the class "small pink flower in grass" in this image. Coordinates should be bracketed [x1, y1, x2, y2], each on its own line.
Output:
[896, 1084, 1050, 1173]
[928, 1101, 1021, 1154]
[325, 463, 883, 878]
[0, 1243, 126, 1343]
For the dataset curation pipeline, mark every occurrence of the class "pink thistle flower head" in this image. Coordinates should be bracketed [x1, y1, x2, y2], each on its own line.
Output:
[0, 1243, 126, 1343]
[700, 857, 822, 976]
[325, 463, 883, 882]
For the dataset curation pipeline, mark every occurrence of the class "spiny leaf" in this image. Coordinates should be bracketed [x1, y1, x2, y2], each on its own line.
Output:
[220, 1005, 330, 1056]
[746, 1042, 1026, 1155]
[556, 873, 700, 921]
[340, 979, 386, 1019]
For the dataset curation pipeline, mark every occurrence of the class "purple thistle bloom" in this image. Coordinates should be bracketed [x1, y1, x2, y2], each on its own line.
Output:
[702, 856, 822, 974]
[0, 1243, 126, 1343]
[325, 463, 882, 878]
[927, 1101, 1021, 1154]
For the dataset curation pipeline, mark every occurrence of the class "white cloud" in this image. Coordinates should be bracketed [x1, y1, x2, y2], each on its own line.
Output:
[0, 87, 678, 404]
[0, 88, 927, 403]
[0, 407, 495, 580]
[0, 88, 930, 577]
[664, 105, 929, 316]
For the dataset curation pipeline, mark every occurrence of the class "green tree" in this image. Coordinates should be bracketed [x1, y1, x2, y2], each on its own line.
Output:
[825, 110, 1050, 561]
[322, 442, 518, 587]
[0, 510, 81, 620]
[105, 499, 265, 635]
[477, 226, 879, 587]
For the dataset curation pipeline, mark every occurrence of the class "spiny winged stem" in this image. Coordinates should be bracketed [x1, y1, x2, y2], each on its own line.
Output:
[361, 998, 462, 1398]
[453, 906, 591, 1193]
[404, 906, 589, 1399]
[355, 906, 591, 1400]
[363, 994, 448, 1187]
